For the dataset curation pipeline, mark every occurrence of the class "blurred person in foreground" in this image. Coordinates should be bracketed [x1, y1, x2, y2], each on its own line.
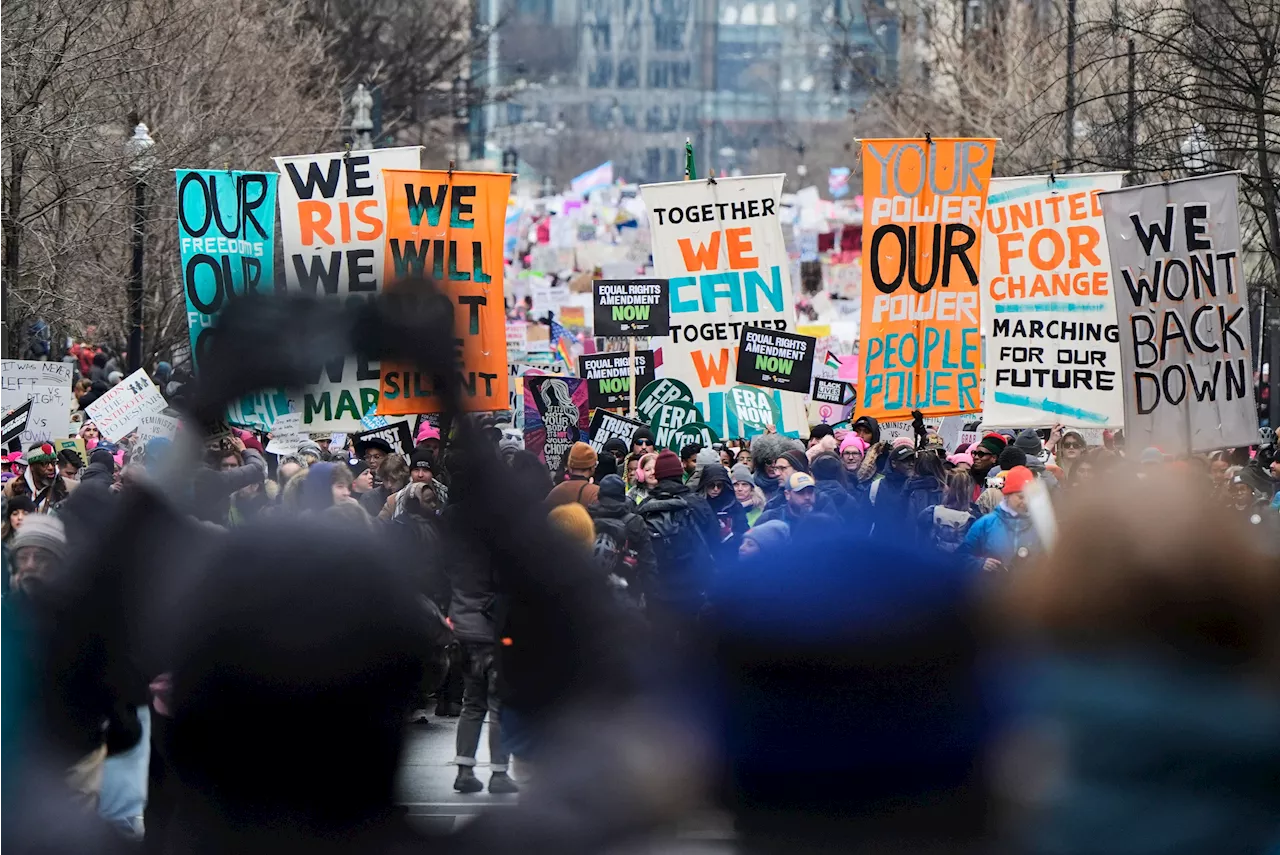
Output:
[1000, 470, 1280, 855]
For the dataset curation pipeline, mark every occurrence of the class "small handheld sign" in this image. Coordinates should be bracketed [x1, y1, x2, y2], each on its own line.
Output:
[579, 350, 656, 410]
[592, 279, 670, 337]
[735, 326, 816, 394]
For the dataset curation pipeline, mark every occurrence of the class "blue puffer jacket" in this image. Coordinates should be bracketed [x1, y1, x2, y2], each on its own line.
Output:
[959, 503, 1040, 568]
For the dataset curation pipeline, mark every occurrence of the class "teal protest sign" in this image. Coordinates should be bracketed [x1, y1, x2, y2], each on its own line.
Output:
[176, 169, 282, 429]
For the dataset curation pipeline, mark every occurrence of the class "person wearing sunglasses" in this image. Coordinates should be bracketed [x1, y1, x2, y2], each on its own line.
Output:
[630, 427, 656, 456]
[968, 433, 1008, 501]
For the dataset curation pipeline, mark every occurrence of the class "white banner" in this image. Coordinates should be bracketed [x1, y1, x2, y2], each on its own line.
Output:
[85, 369, 167, 442]
[274, 146, 421, 431]
[1, 360, 73, 445]
[979, 173, 1126, 428]
[640, 174, 805, 438]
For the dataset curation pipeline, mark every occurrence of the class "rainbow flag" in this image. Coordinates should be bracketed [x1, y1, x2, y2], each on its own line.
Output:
[550, 319, 575, 369]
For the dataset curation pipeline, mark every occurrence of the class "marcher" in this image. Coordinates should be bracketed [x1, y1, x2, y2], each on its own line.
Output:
[347, 460, 376, 507]
[363, 454, 409, 517]
[3, 495, 35, 547]
[731, 464, 766, 526]
[634, 449, 718, 642]
[193, 435, 266, 525]
[960, 466, 1042, 571]
[917, 470, 976, 552]
[588, 474, 656, 602]
[4, 443, 77, 511]
[738, 519, 790, 559]
[355, 436, 393, 471]
[868, 444, 916, 534]
[968, 432, 1008, 500]
[546, 441, 601, 507]
[698, 463, 747, 567]
[680, 444, 703, 483]
[850, 415, 881, 446]
[809, 451, 855, 520]
[630, 426, 656, 456]
[747, 433, 797, 507]
[628, 452, 658, 505]
[839, 434, 868, 477]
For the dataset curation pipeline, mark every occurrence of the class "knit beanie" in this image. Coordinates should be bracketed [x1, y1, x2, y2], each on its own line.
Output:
[976, 433, 1008, 458]
[731, 463, 754, 485]
[779, 449, 811, 475]
[839, 435, 869, 455]
[1002, 465, 1035, 495]
[630, 426, 655, 448]
[743, 520, 790, 552]
[567, 441, 598, 471]
[597, 473, 626, 500]
[1013, 429, 1045, 471]
[548, 502, 596, 551]
[653, 449, 684, 481]
[12, 514, 66, 559]
[810, 423, 835, 442]
[810, 452, 845, 483]
[416, 423, 441, 443]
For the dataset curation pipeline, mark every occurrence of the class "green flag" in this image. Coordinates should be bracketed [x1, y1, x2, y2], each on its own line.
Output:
[684, 138, 696, 181]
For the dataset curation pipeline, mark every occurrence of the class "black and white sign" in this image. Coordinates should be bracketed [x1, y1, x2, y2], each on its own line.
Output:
[735, 326, 816, 394]
[578, 350, 656, 410]
[811, 377, 856, 406]
[3, 400, 33, 448]
[587, 410, 646, 453]
[593, 279, 670, 336]
[350, 421, 414, 457]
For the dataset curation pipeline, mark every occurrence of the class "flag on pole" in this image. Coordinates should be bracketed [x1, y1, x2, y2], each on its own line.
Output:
[549, 318, 575, 369]
[570, 161, 614, 196]
[828, 167, 851, 199]
[684, 139, 696, 181]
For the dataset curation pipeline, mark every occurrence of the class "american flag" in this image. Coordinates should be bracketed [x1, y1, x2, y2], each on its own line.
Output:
[549, 318, 575, 369]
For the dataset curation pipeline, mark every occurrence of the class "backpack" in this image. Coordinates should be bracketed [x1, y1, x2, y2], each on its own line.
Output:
[639, 498, 714, 591]
[592, 515, 630, 577]
[930, 505, 973, 552]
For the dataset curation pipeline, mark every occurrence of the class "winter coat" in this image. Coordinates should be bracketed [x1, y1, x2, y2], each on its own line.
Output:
[813, 480, 856, 522]
[588, 491, 657, 597]
[546, 475, 600, 508]
[916, 504, 976, 552]
[701, 469, 748, 568]
[868, 469, 912, 536]
[850, 415, 881, 445]
[634, 480, 719, 607]
[4, 469, 76, 512]
[193, 448, 267, 524]
[439, 503, 499, 643]
[959, 502, 1041, 568]
[753, 504, 841, 540]
[901, 475, 946, 521]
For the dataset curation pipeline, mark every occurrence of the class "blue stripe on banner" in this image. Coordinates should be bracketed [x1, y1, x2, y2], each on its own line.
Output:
[987, 176, 1094, 207]
[994, 302, 1107, 313]
[993, 392, 1110, 424]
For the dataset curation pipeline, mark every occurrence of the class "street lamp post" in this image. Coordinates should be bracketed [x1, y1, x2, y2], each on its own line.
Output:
[125, 123, 155, 374]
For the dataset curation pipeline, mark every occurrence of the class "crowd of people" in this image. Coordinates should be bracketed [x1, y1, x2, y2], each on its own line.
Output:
[4, 344, 1280, 854]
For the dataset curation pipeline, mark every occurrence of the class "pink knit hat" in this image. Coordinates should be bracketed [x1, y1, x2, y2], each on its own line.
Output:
[947, 452, 974, 467]
[416, 423, 441, 443]
[838, 435, 869, 455]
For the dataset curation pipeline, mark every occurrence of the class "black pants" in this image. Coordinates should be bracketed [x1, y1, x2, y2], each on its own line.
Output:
[453, 641, 507, 772]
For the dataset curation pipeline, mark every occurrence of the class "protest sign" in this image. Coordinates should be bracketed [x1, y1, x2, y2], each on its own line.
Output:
[640, 174, 806, 437]
[378, 169, 511, 415]
[176, 171, 277, 368]
[265, 412, 305, 456]
[507, 321, 529, 363]
[587, 410, 646, 453]
[275, 146, 421, 430]
[523, 375, 589, 469]
[1, 360, 73, 445]
[176, 168, 283, 430]
[3, 400, 32, 447]
[85, 369, 167, 442]
[858, 138, 996, 420]
[135, 414, 180, 443]
[808, 377, 856, 427]
[650, 400, 704, 450]
[735, 326, 816, 393]
[635, 377, 697, 424]
[979, 173, 1125, 428]
[592, 279, 670, 336]
[669, 422, 719, 451]
[350, 421, 415, 457]
[54, 438, 87, 466]
[1099, 172, 1258, 452]
[578, 350, 655, 410]
[725, 384, 784, 437]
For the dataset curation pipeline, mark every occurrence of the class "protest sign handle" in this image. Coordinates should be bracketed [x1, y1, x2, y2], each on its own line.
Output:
[628, 336, 637, 418]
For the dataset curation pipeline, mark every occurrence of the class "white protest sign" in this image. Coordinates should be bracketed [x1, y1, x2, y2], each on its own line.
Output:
[1, 360, 74, 445]
[980, 173, 1126, 428]
[265, 412, 305, 456]
[640, 174, 805, 438]
[274, 145, 422, 431]
[85, 369, 167, 442]
[135, 414, 180, 443]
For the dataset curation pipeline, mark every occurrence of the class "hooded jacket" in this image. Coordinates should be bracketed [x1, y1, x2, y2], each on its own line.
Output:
[851, 415, 881, 445]
[959, 501, 1041, 568]
[634, 480, 719, 606]
[588, 476, 656, 596]
[699, 464, 747, 566]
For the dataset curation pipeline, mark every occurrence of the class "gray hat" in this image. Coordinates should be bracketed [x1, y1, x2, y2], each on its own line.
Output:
[12, 514, 67, 560]
[744, 520, 790, 552]
[731, 463, 754, 485]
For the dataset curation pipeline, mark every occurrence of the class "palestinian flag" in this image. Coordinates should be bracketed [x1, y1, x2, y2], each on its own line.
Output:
[825, 351, 841, 372]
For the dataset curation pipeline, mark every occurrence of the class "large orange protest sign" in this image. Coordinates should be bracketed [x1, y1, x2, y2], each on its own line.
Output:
[858, 138, 996, 419]
[377, 170, 511, 414]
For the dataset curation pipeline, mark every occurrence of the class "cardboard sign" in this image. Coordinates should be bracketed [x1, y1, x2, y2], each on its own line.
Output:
[858, 138, 996, 420]
[640, 174, 806, 438]
[587, 410, 646, 453]
[1099, 172, 1258, 453]
[54, 437, 88, 466]
[1, 360, 73, 445]
[85, 369, 167, 442]
[979, 173, 1125, 428]
[351, 421, 415, 456]
[667, 421, 719, 451]
[735, 326, 816, 393]
[649, 400, 704, 450]
[265, 412, 305, 456]
[725, 384, 783, 437]
[135, 414, 181, 443]
[523, 375, 589, 469]
[378, 169, 512, 415]
[275, 146, 422, 430]
[578, 350, 656, 409]
[592, 279, 671, 336]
